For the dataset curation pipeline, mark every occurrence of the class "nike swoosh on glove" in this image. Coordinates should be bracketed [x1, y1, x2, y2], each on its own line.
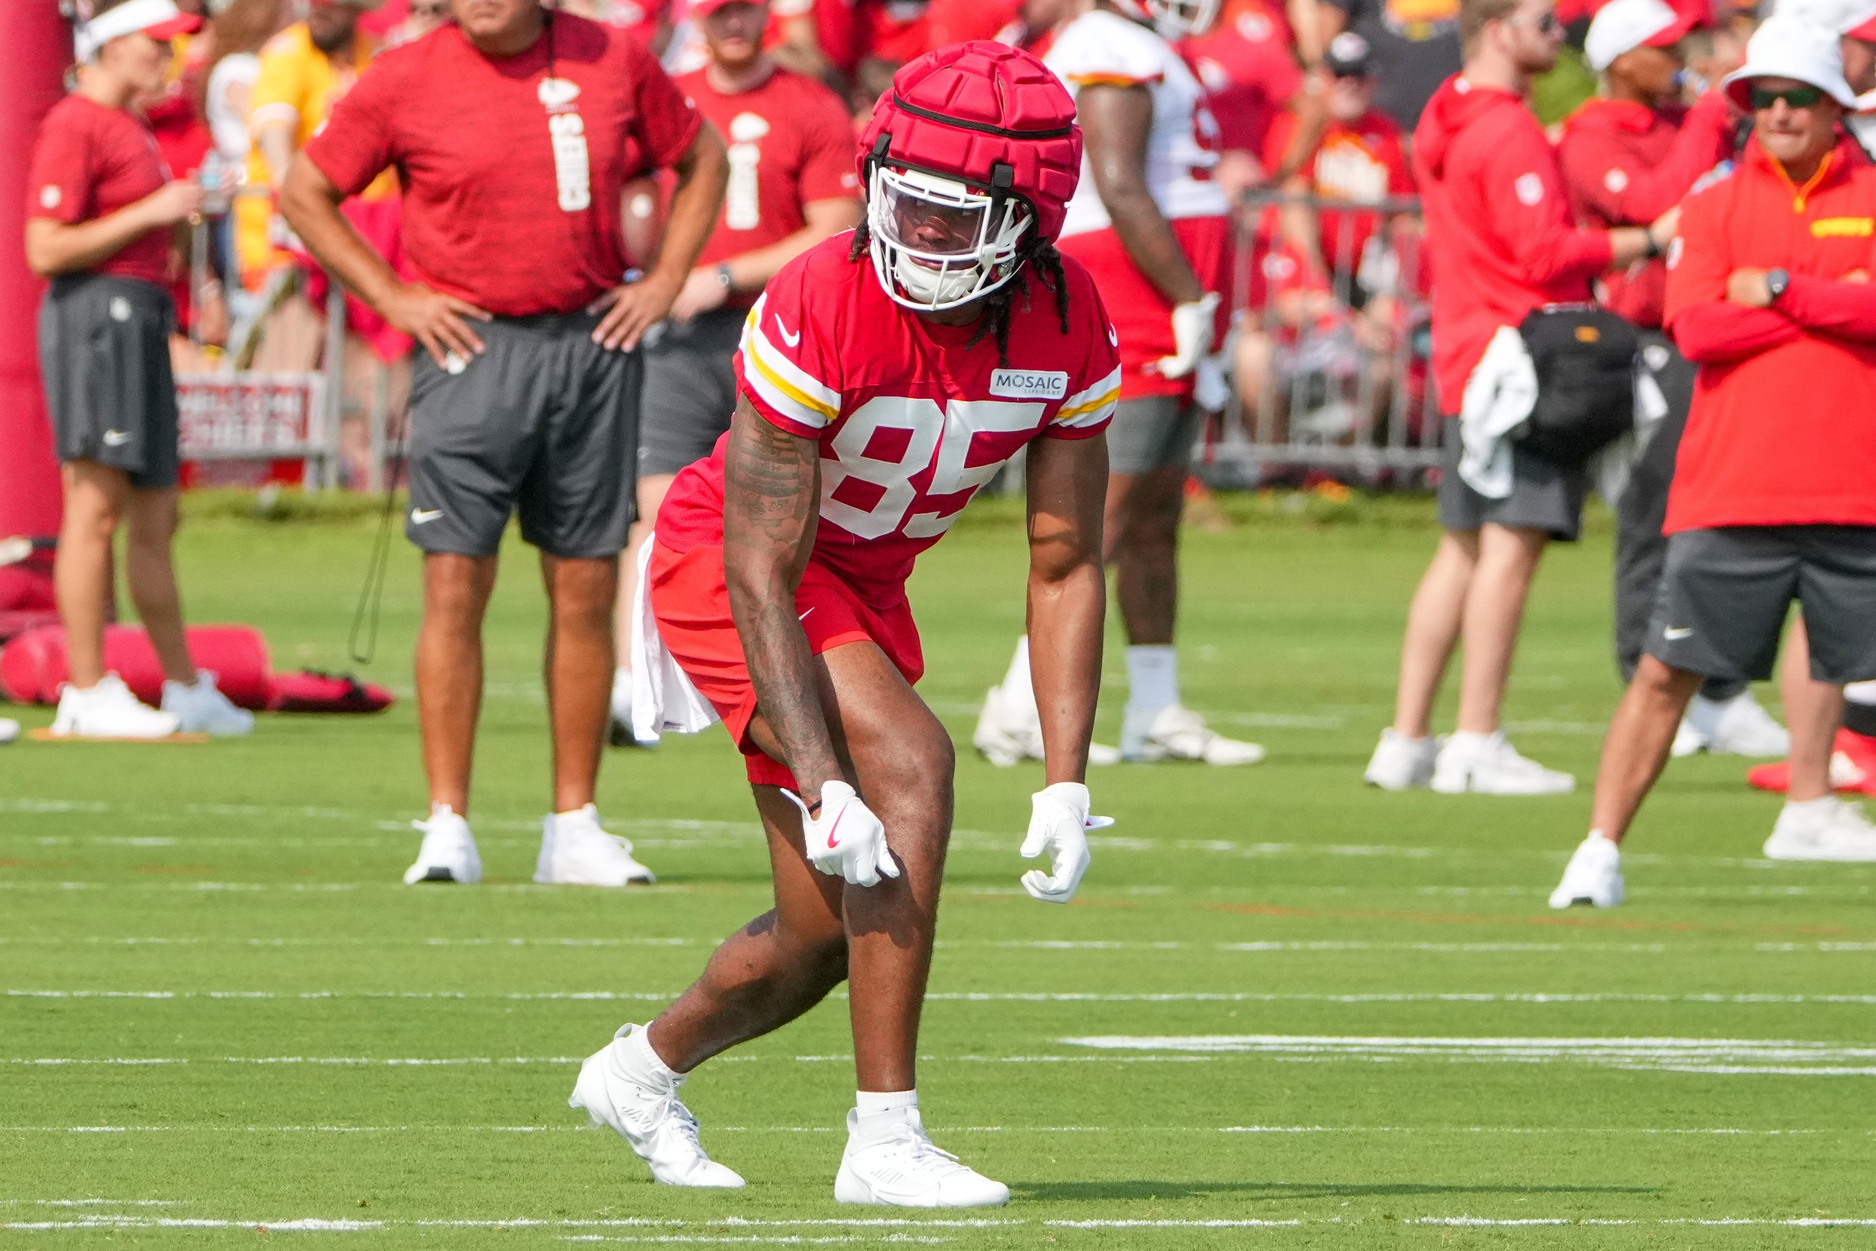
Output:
[1155, 292, 1221, 380]
[1020, 782, 1104, 904]
[784, 780, 899, 887]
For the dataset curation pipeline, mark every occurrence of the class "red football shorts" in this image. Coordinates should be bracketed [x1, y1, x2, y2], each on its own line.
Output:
[1056, 214, 1233, 401]
[646, 539, 925, 789]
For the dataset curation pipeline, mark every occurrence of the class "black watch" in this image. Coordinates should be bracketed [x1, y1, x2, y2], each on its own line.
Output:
[1766, 268, 1791, 302]
[715, 262, 735, 293]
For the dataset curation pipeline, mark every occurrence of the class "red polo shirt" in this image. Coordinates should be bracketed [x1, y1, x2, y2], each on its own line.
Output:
[1664, 135, 1876, 532]
[25, 94, 173, 286]
[305, 16, 702, 317]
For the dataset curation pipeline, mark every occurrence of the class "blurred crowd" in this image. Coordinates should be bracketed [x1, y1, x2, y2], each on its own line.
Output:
[132, 0, 1769, 482]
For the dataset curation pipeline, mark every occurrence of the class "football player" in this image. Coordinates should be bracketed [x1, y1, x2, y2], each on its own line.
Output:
[568, 43, 1118, 1206]
[974, 0, 1268, 766]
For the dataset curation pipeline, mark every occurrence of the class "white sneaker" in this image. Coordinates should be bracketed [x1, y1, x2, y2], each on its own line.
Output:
[1763, 797, 1876, 861]
[403, 806, 481, 884]
[535, 804, 655, 885]
[970, 685, 1118, 767]
[1548, 835, 1623, 908]
[1430, 731, 1574, 795]
[50, 673, 179, 739]
[1120, 702, 1265, 765]
[568, 1025, 744, 1188]
[161, 671, 255, 736]
[1364, 728, 1438, 790]
[1672, 691, 1790, 758]
[834, 1107, 1009, 1208]
[0, 718, 18, 745]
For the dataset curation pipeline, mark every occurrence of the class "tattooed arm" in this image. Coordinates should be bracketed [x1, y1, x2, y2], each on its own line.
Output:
[722, 395, 845, 800]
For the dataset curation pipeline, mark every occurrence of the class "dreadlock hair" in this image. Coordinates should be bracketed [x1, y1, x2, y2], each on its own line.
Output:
[850, 222, 1073, 366]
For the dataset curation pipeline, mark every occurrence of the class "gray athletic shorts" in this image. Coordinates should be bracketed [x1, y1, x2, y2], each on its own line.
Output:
[1437, 421, 1587, 542]
[1106, 395, 1204, 474]
[638, 306, 742, 477]
[38, 274, 180, 489]
[406, 312, 640, 559]
[1646, 526, 1876, 684]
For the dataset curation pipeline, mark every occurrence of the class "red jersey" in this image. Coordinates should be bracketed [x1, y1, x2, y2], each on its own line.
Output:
[26, 94, 173, 287]
[656, 235, 1122, 603]
[305, 17, 702, 317]
[1557, 92, 1734, 329]
[1184, 0, 1302, 159]
[677, 66, 860, 309]
[1264, 106, 1414, 272]
[1413, 75, 1613, 411]
[1663, 137, 1876, 532]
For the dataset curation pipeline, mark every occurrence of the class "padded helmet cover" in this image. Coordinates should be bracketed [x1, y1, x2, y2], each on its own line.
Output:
[858, 41, 1083, 248]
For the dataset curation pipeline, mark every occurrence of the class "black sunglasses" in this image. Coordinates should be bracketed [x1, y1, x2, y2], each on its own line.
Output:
[1750, 84, 1827, 110]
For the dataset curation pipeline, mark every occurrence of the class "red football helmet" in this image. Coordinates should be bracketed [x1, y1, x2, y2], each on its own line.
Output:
[857, 41, 1083, 311]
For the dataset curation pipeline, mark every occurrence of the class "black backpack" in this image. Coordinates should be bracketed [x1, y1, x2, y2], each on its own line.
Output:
[1515, 304, 1640, 466]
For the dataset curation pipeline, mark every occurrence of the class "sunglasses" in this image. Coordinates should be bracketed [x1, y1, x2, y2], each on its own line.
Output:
[1510, 10, 1561, 33]
[410, 1, 448, 13]
[1750, 84, 1826, 110]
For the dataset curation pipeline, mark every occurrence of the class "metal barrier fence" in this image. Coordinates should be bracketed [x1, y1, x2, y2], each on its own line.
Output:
[1203, 188, 1441, 487]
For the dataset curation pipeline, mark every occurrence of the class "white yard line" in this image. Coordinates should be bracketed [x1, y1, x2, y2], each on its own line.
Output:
[16, 989, 1876, 1004]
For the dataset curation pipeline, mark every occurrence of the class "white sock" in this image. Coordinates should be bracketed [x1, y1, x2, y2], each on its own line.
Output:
[1000, 638, 1039, 720]
[1125, 645, 1178, 717]
[1587, 829, 1617, 847]
[1445, 729, 1495, 753]
[612, 1024, 677, 1087]
[611, 667, 633, 718]
[1783, 795, 1834, 814]
[855, 1088, 917, 1136]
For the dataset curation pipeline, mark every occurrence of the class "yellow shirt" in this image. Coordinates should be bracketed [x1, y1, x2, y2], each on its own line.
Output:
[237, 22, 395, 283]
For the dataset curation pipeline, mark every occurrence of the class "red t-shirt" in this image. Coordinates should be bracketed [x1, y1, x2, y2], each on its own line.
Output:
[1183, 0, 1302, 158]
[26, 94, 173, 286]
[677, 66, 860, 307]
[1263, 106, 1414, 272]
[1662, 138, 1876, 532]
[305, 17, 702, 317]
[656, 234, 1121, 605]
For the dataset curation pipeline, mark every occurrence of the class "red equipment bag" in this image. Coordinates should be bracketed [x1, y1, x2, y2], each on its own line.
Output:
[1, 623, 271, 708]
[265, 669, 394, 714]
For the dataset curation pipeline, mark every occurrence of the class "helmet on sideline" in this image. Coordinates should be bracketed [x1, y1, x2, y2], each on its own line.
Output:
[857, 41, 1082, 312]
[1108, 0, 1222, 40]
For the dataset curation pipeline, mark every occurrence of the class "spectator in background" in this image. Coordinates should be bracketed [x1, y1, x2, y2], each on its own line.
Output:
[282, 0, 728, 887]
[609, 0, 862, 744]
[1319, 0, 1465, 128]
[201, 0, 287, 297]
[1557, 0, 1792, 758]
[390, 0, 452, 42]
[25, 0, 252, 740]
[1363, 0, 1668, 794]
[1186, 0, 1310, 196]
[1784, 0, 1876, 157]
[1551, 17, 1876, 908]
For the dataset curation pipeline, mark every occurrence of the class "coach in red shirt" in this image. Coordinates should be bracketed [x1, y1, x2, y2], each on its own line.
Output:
[609, 0, 862, 746]
[1365, 0, 1667, 796]
[1552, 17, 1876, 908]
[280, 0, 728, 887]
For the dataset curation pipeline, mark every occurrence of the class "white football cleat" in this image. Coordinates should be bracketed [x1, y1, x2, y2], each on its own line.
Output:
[971, 684, 1118, 767]
[834, 1107, 1009, 1208]
[1120, 703, 1264, 765]
[1431, 732, 1574, 795]
[403, 806, 481, 885]
[536, 804, 655, 886]
[161, 671, 255, 736]
[1548, 835, 1623, 908]
[568, 1025, 744, 1188]
[1763, 797, 1876, 862]
[1364, 728, 1438, 790]
[1672, 691, 1790, 759]
[51, 673, 179, 739]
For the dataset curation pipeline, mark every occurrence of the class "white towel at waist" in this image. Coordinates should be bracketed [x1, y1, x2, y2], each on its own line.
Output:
[1591, 339, 1672, 508]
[1457, 325, 1540, 500]
[630, 533, 721, 744]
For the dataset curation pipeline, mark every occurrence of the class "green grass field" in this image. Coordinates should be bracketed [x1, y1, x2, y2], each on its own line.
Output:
[4, 493, 1874, 1248]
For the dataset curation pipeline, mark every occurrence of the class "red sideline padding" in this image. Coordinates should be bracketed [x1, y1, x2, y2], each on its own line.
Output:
[266, 670, 394, 714]
[0, 624, 272, 708]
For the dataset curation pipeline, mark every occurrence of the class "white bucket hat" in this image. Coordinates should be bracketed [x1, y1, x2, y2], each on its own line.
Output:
[1723, 14, 1860, 108]
[1585, 0, 1695, 72]
[1776, 0, 1876, 40]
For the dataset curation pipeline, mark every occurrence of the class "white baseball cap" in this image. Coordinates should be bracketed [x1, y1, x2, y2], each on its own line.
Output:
[1776, 0, 1876, 41]
[1585, 0, 1696, 72]
[1724, 14, 1860, 108]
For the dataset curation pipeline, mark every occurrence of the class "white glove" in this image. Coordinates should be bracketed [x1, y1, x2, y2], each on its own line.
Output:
[1020, 782, 1106, 904]
[1155, 292, 1221, 380]
[784, 780, 899, 887]
[1192, 353, 1231, 413]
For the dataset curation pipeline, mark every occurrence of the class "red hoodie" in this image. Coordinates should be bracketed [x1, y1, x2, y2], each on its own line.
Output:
[1557, 91, 1735, 328]
[1413, 75, 1614, 411]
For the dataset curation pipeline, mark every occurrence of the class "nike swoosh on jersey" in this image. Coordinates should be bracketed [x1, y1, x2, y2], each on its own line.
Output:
[774, 313, 802, 348]
[410, 509, 444, 524]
